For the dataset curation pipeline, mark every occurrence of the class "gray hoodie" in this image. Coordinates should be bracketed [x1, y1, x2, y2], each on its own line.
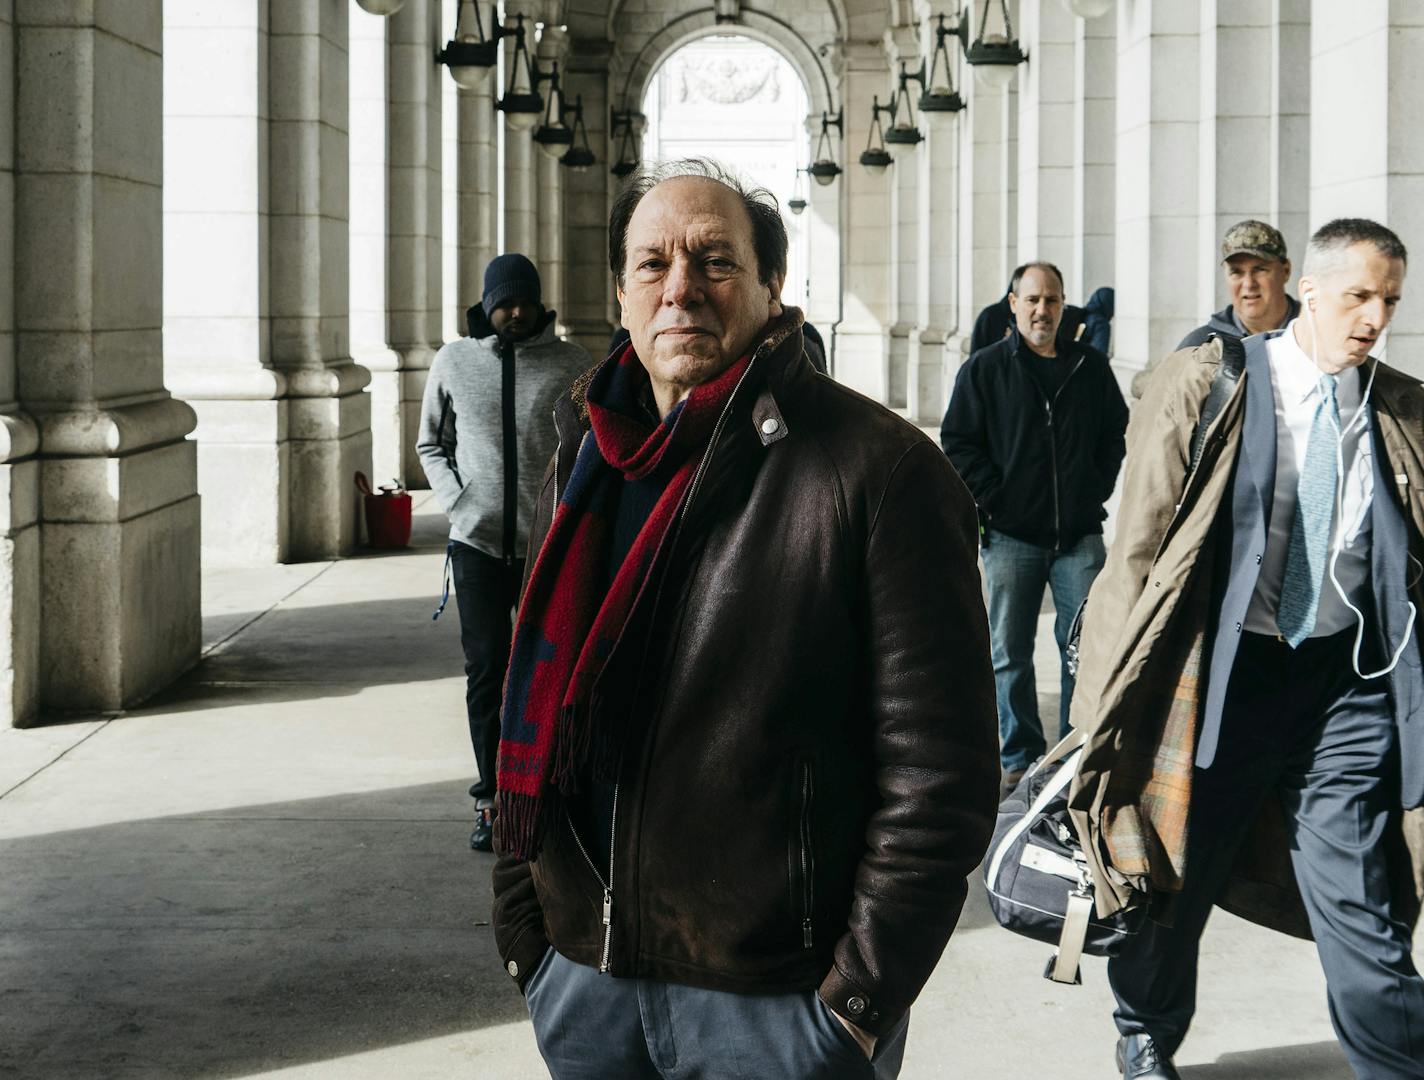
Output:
[1176, 294, 1300, 349]
[416, 317, 592, 560]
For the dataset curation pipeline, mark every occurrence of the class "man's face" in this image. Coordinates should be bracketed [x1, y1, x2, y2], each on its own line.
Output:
[1008, 267, 1063, 354]
[490, 297, 541, 341]
[616, 176, 783, 407]
[1223, 254, 1290, 328]
[1298, 242, 1405, 373]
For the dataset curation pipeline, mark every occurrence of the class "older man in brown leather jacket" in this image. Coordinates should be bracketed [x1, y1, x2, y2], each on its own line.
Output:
[489, 158, 998, 1079]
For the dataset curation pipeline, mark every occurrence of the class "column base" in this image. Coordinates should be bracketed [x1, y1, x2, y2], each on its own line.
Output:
[286, 363, 374, 560]
[0, 458, 40, 727]
[908, 331, 949, 427]
[39, 449, 201, 714]
[566, 318, 617, 362]
[367, 349, 432, 491]
[831, 326, 889, 403]
[191, 399, 291, 567]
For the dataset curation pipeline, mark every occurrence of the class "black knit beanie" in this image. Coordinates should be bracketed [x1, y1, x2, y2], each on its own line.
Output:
[482, 253, 542, 317]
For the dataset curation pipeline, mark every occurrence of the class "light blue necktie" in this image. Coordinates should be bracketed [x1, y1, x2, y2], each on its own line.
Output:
[1276, 375, 1341, 647]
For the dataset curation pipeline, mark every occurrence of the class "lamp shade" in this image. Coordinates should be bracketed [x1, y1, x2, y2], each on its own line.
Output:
[499, 93, 543, 129]
[808, 159, 840, 186]
[919, 90, 965, 113]
[884, 123, 923, 146]
[788, 196, 807, 216]
[562, 146, 596, 171]
[354, 0, 405, 14]
[858, 148, 893, 172]
[449, 62, 492, 90]
[534, 126, 573, 156]
[972, 60, 1019, 89]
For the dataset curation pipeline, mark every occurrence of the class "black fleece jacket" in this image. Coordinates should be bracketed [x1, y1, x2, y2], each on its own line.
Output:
[940, 331, 1129, 549]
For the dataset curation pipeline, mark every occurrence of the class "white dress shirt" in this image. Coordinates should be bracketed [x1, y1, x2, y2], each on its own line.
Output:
[1244, 323, 1375, 638]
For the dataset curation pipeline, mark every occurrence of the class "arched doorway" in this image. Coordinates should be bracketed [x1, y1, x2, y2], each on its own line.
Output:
[639, 35, 819, 317]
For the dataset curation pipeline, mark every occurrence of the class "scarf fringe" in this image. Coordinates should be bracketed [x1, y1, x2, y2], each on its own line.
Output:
[496, 788, 551, 862]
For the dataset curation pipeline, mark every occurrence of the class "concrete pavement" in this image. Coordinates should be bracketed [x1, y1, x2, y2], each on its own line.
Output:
[0, 493, 1396, 1078]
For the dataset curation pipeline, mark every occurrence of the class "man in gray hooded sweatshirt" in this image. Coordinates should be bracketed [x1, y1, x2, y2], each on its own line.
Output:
[417, 253, 592, 851]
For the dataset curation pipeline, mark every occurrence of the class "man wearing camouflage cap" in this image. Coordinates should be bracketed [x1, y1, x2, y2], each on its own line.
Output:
[1177, 220, 1300, 348]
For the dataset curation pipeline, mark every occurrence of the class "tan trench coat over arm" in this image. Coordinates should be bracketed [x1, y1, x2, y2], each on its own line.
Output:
[1066, 341, 1245, 918]
[1068, 341, 1424, 934]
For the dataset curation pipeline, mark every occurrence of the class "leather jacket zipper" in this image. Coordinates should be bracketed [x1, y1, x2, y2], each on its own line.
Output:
[798, 760, 815, 948]
[567, 784, 619, 973]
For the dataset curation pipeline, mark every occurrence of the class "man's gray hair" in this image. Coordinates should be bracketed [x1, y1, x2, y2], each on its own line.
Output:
[608, 158, 789, 288]
[1302, 218, 1408, 280]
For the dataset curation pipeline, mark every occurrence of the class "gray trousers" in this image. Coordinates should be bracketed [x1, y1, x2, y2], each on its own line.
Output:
[1109, 630, 1424, 1078]
[524, 949, 909, 1080]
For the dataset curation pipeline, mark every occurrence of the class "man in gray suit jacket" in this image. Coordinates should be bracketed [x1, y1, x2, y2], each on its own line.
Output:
[1108, 218, 1424, 1079]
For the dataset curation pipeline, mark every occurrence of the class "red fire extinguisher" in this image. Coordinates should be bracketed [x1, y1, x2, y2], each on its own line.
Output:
[355, 471, 412, 549]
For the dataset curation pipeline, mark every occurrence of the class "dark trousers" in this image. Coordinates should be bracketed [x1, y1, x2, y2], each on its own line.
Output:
[1108, 630, 1424, 1078]
[524, 949, 909, 1080]
[449, 541, 524, 806]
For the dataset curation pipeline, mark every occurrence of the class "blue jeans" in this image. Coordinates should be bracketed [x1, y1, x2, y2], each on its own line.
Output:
[525, 949, 909, 1079]
[979, 530, 1105, 773]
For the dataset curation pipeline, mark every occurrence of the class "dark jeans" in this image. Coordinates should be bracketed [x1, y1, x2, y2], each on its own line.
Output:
[1109, 630, 1424, 1078]
[980, 529, 1105, 772]
[524, 949, 909, 1079]
[449, 541, 524, 807]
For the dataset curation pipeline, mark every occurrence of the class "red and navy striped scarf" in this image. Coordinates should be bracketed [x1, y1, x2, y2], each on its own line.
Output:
[496, 343, 750, 860]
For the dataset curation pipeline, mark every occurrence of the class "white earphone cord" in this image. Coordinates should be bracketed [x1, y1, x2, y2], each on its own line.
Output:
[1307, 296, 1418, 680]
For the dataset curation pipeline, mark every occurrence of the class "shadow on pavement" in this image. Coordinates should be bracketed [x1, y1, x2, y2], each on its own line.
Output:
[1180, 1040, 1351, 1078]
[0, 780, 524, 1079]
[140, 589, 468, 716]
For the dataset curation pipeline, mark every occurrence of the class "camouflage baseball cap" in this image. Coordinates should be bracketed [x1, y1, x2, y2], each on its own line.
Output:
[1221, 219, 1288, 263]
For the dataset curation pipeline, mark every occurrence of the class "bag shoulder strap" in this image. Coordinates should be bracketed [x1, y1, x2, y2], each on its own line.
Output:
[1188, 333, 1245, 475]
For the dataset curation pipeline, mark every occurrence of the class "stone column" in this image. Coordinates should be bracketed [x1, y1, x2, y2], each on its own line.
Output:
[1269, 0, 1310, 286]
[17, 0, 200, 712]
[0, 0, 40, 725]
[269, 0, 372, 557]
[834, 42, 893, 401]
[1310, 1, 1424, 376]
[500, 5, 538, 256]
[456, 63, 498, 332]
[950, 65, 1014, 360]
[1072, 5, 1116, 306]
[349, 3, 399, 487]
[910, 104, 960, 424]
[1017, 0, 1078, 274]
[535, 27, 569, 324]
[166, 0, 288, 568]
[562, 39, 615, 355]
[802, 114, 841, 338]
[1114, 0, 1203, 390]
[884, 29, 918, 413]
[379, 0, 441, 488]
[1195, 1, 1275, 315]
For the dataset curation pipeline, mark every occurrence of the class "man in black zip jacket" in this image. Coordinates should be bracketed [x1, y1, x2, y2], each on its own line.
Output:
[941, 262, 1128, 793]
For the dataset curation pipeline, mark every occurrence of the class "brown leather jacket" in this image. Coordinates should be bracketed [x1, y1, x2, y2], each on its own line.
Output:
[491, 313, 999, 1037]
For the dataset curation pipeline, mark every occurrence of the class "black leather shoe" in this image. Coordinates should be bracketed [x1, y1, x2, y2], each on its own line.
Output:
[469, 808, 494, 852]
[1116, 1034, 1180, 1079]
